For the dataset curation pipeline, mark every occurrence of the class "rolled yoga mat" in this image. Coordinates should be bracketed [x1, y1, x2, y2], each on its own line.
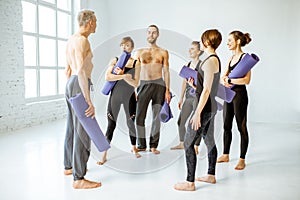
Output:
[179, 65, 198, 95]
[69, 93, 110, 152]
[159, 93, 174, 123]
[217, 53, 259, 103]
[228, 53, 260, 83]
[217, 84, 236, 103]
[179, 65, 198, 84]
[101, 51, 131, 95]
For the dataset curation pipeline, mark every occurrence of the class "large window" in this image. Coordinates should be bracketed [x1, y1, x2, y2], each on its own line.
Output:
[22, 0, 75, 101]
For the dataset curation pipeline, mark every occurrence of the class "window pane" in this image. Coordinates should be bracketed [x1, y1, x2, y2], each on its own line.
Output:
[58, 69, 67, 94]
[57, 12, 71, 38]
[39, 38, 56, 66]
[40, 69, 56, 96]
[57, 40, 67, 66]
[22, 1, 36, 33]
[23, 35, 37, 66]
[57, 0, 71, 11]
[41, 0, 55, 4]
[25, 69, 37, 98]
[39, 5, 56, 37]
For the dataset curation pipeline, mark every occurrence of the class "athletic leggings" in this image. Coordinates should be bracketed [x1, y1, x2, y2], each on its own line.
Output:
[64, 75, 91, 181]
[177, 97, 201, 145]
[185, 112, 217, 182]
[136, 78, 166, 149]
[223, 87, 249, 159]
[106, 87, 137, 146]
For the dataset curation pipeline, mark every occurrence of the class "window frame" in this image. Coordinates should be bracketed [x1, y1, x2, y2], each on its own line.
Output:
[22, 0, 75, 103]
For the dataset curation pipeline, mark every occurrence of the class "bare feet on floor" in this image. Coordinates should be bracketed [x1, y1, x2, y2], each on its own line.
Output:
[73, 179, 101, 189]
[217, 154, 230, 163]
[195, 174, 216, 184]
[235, 158, 246, 170]
[96, 151, 107, 165]
[150, 148, 160, 154]
[170, 143, 184, 150]
[64, 169, 72, 175]
[174, 181, 195, 191]
[131, 146, 142, 158]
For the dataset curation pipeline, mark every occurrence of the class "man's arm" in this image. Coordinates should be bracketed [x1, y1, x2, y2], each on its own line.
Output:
[65, 64, 72, 79]
[162, 49, 171, 103]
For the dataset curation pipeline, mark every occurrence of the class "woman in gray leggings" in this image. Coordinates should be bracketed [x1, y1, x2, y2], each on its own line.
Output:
[171, 41, 203, 154]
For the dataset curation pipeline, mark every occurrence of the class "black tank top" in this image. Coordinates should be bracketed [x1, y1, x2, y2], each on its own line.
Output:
[228, 53, 246, 91]
[185, 60, 201, 99]
[196, 54, 221, 113]
[111, 59, 137, 94]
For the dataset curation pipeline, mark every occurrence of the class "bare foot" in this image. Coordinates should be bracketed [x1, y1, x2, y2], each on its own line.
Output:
[150, 148, 160, 154]
[73, 179, 101, 189]
[235, 158, 246, 170]
[170, 143, 184, 150]
[96, 151, 107, 165]
[131, 146, 142, 158]
[194, 145, 199, 155]
[195, 174, 216, 184]
[64, 169, 72, 176]
[217, 154, 229, 163]
[174, 182, 195, 191]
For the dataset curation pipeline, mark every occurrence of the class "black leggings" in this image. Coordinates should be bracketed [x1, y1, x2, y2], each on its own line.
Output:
[106, 89, 137, 146]
[184, 112, 217, 182]
[223, 88, 249, 159]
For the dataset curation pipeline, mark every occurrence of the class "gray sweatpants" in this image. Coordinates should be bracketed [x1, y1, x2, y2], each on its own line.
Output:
[64, 75, 91, 181]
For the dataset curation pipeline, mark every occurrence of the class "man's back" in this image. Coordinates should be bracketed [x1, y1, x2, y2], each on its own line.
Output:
[66, 34, 93, 78]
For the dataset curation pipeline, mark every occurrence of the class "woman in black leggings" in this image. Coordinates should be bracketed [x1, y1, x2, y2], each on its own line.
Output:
[97, 37, 141, 165]
[170, 41, 203, 153]
[217, 31, 252, 170]
[174, 29, 222, 191]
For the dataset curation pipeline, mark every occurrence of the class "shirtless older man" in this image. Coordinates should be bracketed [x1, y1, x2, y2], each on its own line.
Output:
[63, 10, 101, 189]
[135, 25, 171, 154]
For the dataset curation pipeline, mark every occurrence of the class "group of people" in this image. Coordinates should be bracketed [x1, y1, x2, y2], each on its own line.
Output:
[63, 10, 253, 190]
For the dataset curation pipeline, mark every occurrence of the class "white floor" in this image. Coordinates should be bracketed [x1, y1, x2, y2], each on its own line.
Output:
[0, 119, 299, 200]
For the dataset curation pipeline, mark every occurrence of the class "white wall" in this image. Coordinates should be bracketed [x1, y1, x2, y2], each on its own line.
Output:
[0, 0, 66, 133]
[85, 0, 300, 124]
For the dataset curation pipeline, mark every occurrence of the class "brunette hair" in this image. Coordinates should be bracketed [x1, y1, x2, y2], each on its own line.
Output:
[201, 29, 222, 50]
[230, 31, 252, 47]
[120, 36, 134, 48]
[148, 24, 159, 34]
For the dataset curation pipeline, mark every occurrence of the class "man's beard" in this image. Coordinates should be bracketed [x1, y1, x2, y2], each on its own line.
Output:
[147, 38, 156, 44]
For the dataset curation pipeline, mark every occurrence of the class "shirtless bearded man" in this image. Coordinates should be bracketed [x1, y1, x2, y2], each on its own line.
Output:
[135, 25, 171, 154]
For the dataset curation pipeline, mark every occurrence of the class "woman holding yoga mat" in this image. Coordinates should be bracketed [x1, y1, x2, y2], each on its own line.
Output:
[217, 31, 252, 170]
[174, 29, 222, 191]
[170, 41, 203, 153]
[97, 37, 141, 165]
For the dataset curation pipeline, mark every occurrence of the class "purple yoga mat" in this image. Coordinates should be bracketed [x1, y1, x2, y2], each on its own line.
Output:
[69, 93, 110, 152]
[101, 51, 131, 95]
[159, 93, 174, 123]
[217, 84, 236, 103]
[228, 53, 260, 80]
[179, 65, 198, 96]
[179, 65, 198, 85]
